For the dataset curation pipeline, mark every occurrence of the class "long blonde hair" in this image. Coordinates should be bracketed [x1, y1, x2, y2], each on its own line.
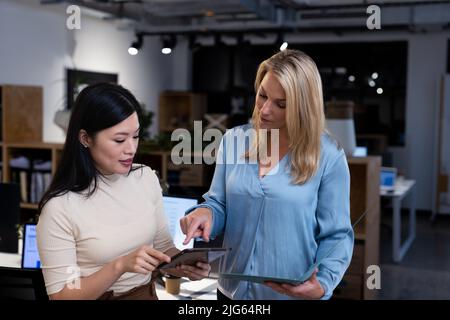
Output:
[249, 49, 325, 184]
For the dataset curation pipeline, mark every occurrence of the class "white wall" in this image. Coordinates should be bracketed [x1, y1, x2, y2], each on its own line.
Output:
[71, 13, 175, 137]
[0, 0, 175, 140]
[405, 34, 447, 212]
[437, 75, 450, 215]
[170, 37, 191, 91]
[0, 0, 72, 142]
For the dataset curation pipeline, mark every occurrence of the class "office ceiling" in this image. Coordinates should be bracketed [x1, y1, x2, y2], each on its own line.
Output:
[41, 0, 450, 34]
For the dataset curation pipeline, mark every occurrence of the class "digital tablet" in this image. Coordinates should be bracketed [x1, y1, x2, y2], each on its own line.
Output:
[220, 209, 367, 286]
[158, 248, 230, 270]
[220, 262, 318, 286]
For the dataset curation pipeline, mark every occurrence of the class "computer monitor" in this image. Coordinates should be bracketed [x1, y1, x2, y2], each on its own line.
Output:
[21, 224, 41, 269]
[353, 146, 368, 157]
[162, 195, 198, 250]
[380, 167, 397, 191]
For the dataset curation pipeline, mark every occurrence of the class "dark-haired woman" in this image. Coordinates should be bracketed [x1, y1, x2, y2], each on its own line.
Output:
[36, 83, 210, 300]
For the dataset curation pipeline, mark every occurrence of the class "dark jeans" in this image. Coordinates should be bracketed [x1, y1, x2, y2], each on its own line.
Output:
[217, 289, 232, 300]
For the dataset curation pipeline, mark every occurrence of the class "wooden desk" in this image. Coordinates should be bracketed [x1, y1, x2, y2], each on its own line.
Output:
[0, 248, 218, 300]
[0, 252, 21, 268]
[0, 239, 21, 268]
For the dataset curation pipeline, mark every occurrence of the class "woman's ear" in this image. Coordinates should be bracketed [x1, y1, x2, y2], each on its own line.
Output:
[79, 129, 91, 148]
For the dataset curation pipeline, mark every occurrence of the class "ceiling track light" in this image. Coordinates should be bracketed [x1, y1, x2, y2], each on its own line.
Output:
[128, 33, 143, 56]
[161, 34, 177, 55]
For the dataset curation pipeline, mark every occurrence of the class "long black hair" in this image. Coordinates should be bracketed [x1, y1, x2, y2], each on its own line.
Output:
[38, 83, 143, 214]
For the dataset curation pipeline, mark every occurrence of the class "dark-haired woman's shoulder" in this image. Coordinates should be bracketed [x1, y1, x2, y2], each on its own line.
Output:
[37, 193, 74, 239]
[130, 163, 162, 194]
[130, 163, 159, 179]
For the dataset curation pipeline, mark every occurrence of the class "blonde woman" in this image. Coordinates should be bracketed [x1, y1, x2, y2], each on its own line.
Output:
[181, 49, 353, 300]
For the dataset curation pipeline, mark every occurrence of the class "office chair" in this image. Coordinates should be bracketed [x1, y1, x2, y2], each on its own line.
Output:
[0, 267, 48, 300]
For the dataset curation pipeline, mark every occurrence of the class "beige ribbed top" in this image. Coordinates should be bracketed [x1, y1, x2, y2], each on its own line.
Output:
[36, 165, 174, 296]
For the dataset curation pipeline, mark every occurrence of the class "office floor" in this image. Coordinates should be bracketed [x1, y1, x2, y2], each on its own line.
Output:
[379, 210, 450, 299]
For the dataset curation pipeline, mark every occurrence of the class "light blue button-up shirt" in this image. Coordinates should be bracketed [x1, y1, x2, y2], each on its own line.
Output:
[186, 124, 354, 300]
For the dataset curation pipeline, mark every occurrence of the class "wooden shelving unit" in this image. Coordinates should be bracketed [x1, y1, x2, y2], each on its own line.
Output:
[333, 156, 381, 300]
[136, 149, 213, 188]
[20, 203, 39, 210]
[0, 84, 63, 222]
[137, 91, 212, 188]
[1, 85, 43, 143]
[2, 141, 63, 222]
[3, 142, 63, 177]
[158, 91, 207, 133]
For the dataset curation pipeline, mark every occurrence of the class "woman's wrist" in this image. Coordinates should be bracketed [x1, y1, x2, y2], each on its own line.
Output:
[315, 280, 326, 299]
[112, 256, 125, 276]
[201, 206, 213, 216]
[316, 286, 325, 299]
